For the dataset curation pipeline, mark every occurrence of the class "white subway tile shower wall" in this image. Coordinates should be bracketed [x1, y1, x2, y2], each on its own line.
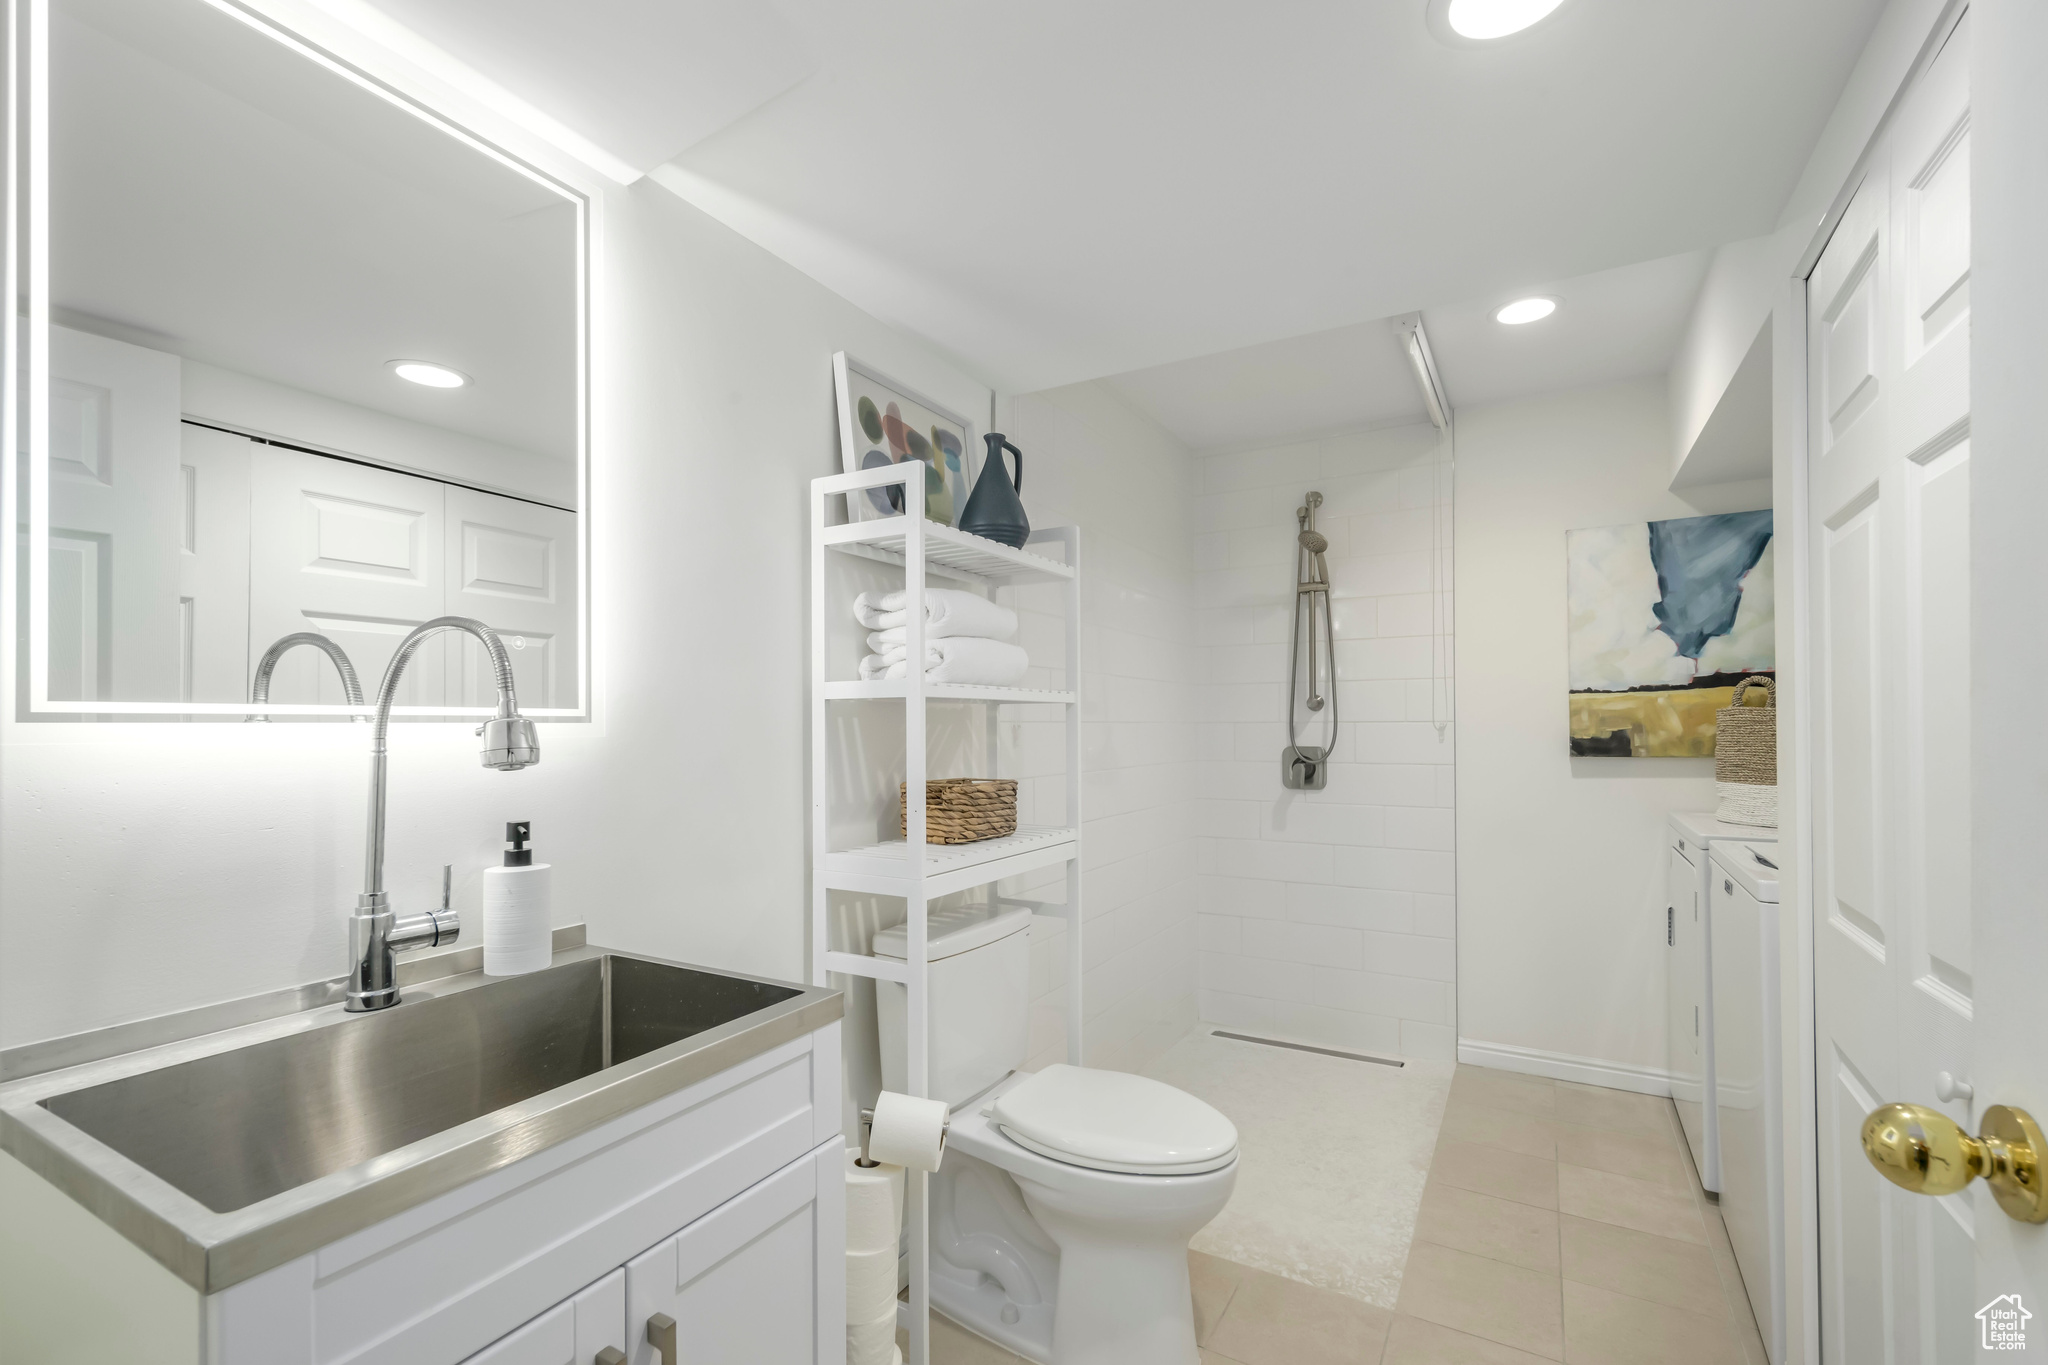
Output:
[1195, 422, 1457, 1060]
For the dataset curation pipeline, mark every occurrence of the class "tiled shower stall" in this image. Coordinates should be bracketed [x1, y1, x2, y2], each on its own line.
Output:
[1193, 422, 1459, 1060]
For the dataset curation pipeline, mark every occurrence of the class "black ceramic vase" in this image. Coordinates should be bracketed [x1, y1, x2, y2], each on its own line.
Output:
[960, 434, 1030, 548]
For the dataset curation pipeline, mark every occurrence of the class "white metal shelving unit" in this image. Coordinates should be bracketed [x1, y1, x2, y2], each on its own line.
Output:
[810, 461, 1082, 1365]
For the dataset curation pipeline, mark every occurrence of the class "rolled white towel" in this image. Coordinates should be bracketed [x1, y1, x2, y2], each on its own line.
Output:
[860, 637, 1030, 686]
[854, 589, 1017, 641]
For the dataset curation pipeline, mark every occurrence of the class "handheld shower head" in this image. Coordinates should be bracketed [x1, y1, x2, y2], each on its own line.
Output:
[1298, 530, 1328, 554]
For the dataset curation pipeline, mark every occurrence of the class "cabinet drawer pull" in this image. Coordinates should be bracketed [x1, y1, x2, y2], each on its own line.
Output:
[596, 1351, 627, 1365]
[647, 1312, 678, 1365]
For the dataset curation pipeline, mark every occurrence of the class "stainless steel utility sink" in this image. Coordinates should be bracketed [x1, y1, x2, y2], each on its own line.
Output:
[41, 955, 802, 1214]
[0, 934, 841, 1292]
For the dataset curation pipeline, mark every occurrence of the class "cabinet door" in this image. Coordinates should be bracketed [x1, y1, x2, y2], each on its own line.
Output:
[459, 1268, 625, 1365]
[624, 1144, 839, 1365]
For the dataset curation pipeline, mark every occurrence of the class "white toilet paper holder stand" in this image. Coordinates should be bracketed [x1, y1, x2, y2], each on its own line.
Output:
[856, 1105, 950, 1169]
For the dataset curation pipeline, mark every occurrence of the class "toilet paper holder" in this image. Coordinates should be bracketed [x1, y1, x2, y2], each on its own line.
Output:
[856, 1104, 950, 1169]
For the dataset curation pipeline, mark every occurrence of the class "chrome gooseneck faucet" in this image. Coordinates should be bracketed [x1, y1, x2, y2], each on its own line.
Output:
[346, 616, 540, 1013]
[248, 631, 366, 720]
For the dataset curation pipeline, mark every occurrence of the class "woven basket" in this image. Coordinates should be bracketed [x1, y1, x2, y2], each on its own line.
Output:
[900, 779, 1018, 844]
[1715, 676, 1778, 827]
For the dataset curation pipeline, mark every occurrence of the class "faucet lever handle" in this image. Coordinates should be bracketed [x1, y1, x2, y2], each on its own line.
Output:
[441, 864, 452, 912]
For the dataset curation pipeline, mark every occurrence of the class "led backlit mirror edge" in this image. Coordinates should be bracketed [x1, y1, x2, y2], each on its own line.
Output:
[9, 0, 593, 720]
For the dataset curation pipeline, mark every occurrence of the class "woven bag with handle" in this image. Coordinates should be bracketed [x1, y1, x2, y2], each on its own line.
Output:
[1714, 675, 1777, 827]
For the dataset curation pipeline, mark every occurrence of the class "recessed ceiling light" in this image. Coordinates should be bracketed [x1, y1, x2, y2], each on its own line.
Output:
[1495, 297, 1558, 325]
[1438, 0, 1567, 41]
[389, 360, 468, 389]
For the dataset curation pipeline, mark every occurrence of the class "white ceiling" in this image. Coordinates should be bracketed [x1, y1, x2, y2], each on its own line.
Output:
[331, 0, 1888, 428]
[1106, 250, 1709, 451]
[358, 0, 818, 175]
[663, 0, 1881, 391]
[57, 0, 578, 462]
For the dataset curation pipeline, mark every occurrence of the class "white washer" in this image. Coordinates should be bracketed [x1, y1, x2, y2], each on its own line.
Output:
[1710, 840, 1784, 1365]
[1666, 811, 1779, 1194]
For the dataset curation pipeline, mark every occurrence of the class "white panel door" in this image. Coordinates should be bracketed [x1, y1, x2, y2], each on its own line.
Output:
[177, 424, 252, 705]
[248, 448, 445, 708]
[42, 324, 183, 703]
[443, 486, 577, 710]
[623, 1146, 838, 1365]
[457, 1269, 626, 1365]
[1810, 18, 1973, 1365]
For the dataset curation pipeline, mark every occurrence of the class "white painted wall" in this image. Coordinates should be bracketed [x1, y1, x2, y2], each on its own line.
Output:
[1454, 376, 1770, 1086]
[0, 168, 989, 1047]
[8, 182, 1201, 1135]
[1191, 423, 1459, 1062]
[1003, 382, 1199, 1075]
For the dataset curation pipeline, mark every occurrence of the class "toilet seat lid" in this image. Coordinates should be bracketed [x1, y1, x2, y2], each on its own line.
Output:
[990, 1065, 1238, 1175]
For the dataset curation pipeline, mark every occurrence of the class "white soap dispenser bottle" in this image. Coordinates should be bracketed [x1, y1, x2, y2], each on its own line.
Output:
[482, 820, 552, 975]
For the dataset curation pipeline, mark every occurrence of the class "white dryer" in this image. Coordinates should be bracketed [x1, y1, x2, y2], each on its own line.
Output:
[1666, 811, 1778, 1195]
[1710, 839, 1784, 1365]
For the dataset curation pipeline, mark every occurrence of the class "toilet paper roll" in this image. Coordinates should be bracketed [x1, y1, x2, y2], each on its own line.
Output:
[482, 863, 552, 976]
[845, 1149, 905, 1253]
[847, 1246, 897, 1309]
[868, 1091, 949, 1172]
[847, 1312, 898, 1365]
[846, 1143, 907, 1363]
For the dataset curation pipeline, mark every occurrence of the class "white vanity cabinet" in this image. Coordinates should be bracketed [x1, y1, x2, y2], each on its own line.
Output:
[623, 1143, 845, 1364]
[204, 1027, 844, 1365]
[458, 1136, 845, 1365]
[8, 1020, 846, 1365]
[458, 1269, 625, 1365]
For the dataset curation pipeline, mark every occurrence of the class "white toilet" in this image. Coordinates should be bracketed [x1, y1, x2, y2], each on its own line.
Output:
[874, 906, 1238, 1365]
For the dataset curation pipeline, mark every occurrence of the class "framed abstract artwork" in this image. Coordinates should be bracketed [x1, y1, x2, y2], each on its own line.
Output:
[832, 352, 976, 525]
[1567, 509, 1775, 757]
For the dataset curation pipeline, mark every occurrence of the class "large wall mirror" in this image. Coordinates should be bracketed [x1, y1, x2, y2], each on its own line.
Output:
[16, 0, 587, 719]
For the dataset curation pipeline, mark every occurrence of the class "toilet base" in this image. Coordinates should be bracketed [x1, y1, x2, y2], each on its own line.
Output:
[1013, 1168, 1222, 1365]
[929, 1149, 1060, 1362]
[929, 1101, 1236, 1365]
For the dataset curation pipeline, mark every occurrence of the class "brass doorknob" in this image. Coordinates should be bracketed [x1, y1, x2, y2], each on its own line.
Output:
[1860, 1102, 2048, 1222]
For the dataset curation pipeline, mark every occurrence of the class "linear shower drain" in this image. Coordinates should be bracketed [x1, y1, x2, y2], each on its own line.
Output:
[1208, 1029, 1405, 1067]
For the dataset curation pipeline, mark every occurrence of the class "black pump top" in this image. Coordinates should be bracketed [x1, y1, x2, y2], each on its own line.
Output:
[504, 821, 533, 867]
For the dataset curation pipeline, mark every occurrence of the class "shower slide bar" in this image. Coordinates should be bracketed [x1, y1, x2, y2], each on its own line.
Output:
[1284, 491, 1338, 789]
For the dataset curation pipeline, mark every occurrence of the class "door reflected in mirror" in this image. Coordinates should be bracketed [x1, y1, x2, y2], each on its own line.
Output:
[23, 0, 586, 718]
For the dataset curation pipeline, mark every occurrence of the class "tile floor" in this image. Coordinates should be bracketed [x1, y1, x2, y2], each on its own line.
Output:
[908, 1064, 1769, 1365]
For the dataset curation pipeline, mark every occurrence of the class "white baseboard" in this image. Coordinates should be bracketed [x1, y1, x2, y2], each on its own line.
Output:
[1457, 1038, 1675, 1097]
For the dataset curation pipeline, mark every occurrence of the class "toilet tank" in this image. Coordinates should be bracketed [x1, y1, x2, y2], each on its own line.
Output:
[873, 905, 1032, 1108]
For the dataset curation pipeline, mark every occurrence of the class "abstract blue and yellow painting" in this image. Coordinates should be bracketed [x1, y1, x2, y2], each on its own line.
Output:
[1567, 510, 1775, 756]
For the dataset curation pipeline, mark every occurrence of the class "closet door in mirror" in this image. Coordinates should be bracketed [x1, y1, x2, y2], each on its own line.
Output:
[444, 487, 578, 711]
[248, 449, 447, 709]
[43, 326, 183, 704]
